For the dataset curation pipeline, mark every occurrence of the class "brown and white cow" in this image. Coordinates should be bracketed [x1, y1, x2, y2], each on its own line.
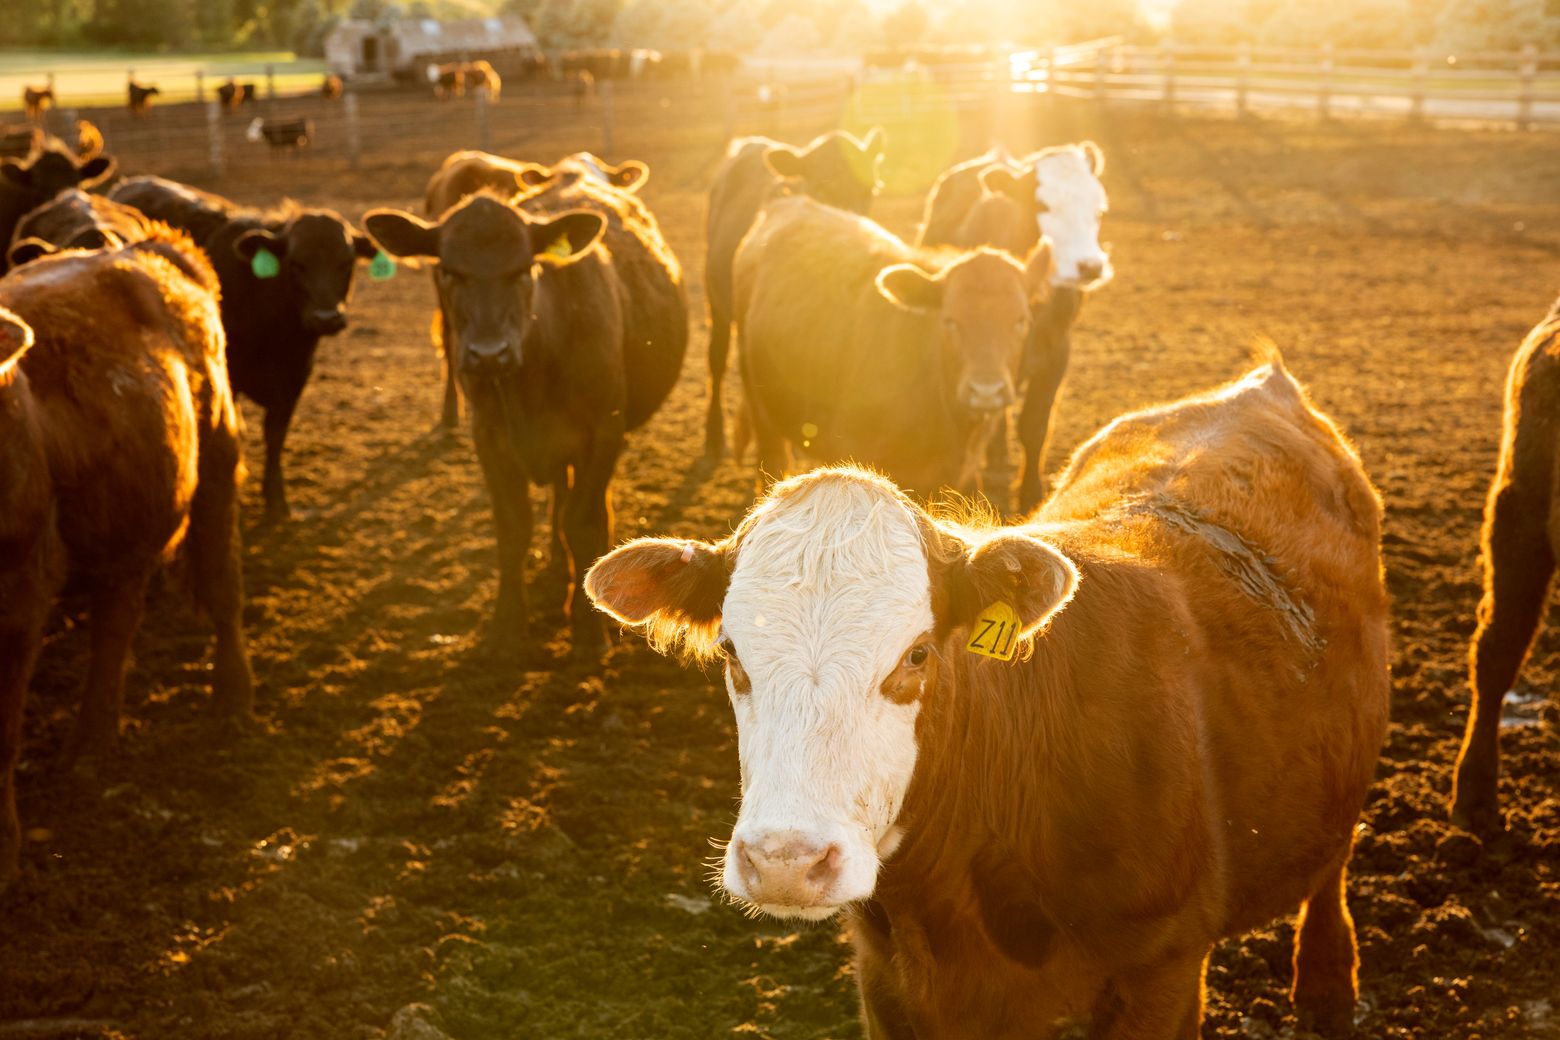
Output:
[920, 142, 1110, 512]
[0, 229, 252, 889]
[586, 359, 1390, 1037]
[703, 128, 885, 462]
[1451, 296, 1560, 836]
[733, 195, 1050, 498]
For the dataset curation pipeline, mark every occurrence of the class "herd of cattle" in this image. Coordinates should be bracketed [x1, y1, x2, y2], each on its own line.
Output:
[0, 110, 1553, 1035]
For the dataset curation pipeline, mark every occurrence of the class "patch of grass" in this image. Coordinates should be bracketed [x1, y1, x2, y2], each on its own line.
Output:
[0, 50, 328, 112]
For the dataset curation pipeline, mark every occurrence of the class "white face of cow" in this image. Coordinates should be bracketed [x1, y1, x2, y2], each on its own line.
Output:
[718, 479, 931, 920]
[1034, 146, 1111, 290]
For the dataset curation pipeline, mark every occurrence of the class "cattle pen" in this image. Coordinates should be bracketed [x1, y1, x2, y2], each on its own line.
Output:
[2, 30, 1560, 1040]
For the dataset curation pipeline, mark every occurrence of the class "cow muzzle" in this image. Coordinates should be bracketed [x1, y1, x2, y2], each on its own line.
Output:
[726, 829, 850, 919]
[461, 339, 521, 377]
[962, 378, 1016, 413]
[1055, 255, 1113, 290]
[305, 307, 348, 335]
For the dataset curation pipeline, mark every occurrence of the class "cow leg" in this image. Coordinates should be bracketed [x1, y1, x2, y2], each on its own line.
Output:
[1093, 951, 1207, 1039]
[437, 307, 460, 430]
[260, 400, 298, 524]
[188, 429, 255, 722]
[1291, 858, 1359, 1036]
[1015, 354, 1067, 515]
[561, 429, 624, 658]
[541, 470, 571, 598]
[472, 417, 531, 650]
[704, 298, 733, 463]
[0, 611, 47, 890]
[1451, 479, 1555, 834]
[66, 572, 151, 763]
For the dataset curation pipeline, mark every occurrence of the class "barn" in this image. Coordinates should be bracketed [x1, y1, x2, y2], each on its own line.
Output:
[324, 15, 541, 82]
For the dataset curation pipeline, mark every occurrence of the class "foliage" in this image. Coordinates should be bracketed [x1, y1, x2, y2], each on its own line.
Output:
[611, 0, 714, 49]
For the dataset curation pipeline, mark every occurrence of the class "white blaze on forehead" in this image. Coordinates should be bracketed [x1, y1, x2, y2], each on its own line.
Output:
[1034, 146, 1111, 289]
[721, 474, 931, 915]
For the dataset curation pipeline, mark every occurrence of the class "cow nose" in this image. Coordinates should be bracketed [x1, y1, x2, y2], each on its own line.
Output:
[1077, 258, 1107, 283]
[309, 308, 347, 334]
[731, 832, 841, 907]
[462, 340, 520, 375]
[964, 379, 1014, 412]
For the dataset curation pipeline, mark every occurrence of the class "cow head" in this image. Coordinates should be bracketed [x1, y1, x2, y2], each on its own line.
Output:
[233, 211, 377, 336]
[0, 123, 115, 204]
[1032, 142, 1111, 290]
[764, 128, 885, 215]
[363, 194, 604, 378]
[875, 242, 1052, 414]
[585, 468, 1078, 919]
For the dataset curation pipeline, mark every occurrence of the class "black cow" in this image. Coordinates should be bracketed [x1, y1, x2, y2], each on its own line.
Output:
[0, 121, 115, 275]
[7, 189, 156, 266]
[128, 81, 160, 116]
[109, 175, 377, 522]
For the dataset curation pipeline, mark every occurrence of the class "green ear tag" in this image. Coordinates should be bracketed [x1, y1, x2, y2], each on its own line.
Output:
[369, 249, 396, 281]
[251, 247, 280, 279]
[543, 232, 572, 259]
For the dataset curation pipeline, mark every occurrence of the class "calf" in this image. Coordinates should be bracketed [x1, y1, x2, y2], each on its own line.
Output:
[216, 79, 256, 110]
[734, 195, 1050, 498]
[703, 128, 885, 461]
[8, 189, 156, 265]
[128, 81, 160, 117]
[463, 60, 502, 100]
[322, 74, 344, 100]
[364, 192, 621, 656]
[110, 175, 377, 521]
[0, 230, 252, 890]
[247, 117, 313, 152]
[586, 359, 1390, 1037]
[22, 87, 53, 123]
[431, 63, 465, 99]
[1451, 297, 1560, 836]
[0, 121, 116, 275]
[920, 142, 1111, 512]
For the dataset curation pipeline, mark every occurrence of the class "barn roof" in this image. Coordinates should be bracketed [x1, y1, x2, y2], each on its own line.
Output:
[387, 15, 538, 56]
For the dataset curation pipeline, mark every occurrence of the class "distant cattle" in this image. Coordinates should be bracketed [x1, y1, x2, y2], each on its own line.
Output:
[8, 189, 156, 265]
[430, 63, 466, 99]
[216, 79, 256, 110]
[463, 60, 501, 99]
[1451, 297, 1560, 836]
[366, 184, 679, 657]
[127, 80, 160, 116]
[733, 195, 1051, 497]
[920, 142, 1111, 511]
[0, 121, 115, 275]
[22, 87, 53, 123]
[570, 69, 595, 107]
[703, 128, 885, 461]
[247, 117, 313, 152]
[587, 359, 1390, 1037]
[321, 74, 344, 100]
[0, 230, 252, 889]
[110, 176, 377, 521]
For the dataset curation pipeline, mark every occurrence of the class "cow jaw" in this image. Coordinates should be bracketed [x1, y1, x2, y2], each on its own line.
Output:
[718, 476, 930, 918]
[1035, 149, 1112, 290]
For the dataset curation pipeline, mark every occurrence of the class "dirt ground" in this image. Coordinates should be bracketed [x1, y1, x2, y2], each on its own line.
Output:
[2, 85, 1559, 1039]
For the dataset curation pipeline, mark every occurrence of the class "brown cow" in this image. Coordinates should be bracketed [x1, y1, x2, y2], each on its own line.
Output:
[8, 188, 156, 265]
[321, 74, 344, 100]
[920, 143, 1111, 513]
[430, 63, 465, 99]
[127, 80, 160, 117]
[733, 195, 1051, 498]
[463, 59, 502, 100]
[22, 87, 53, 123]
[0, 229, 253, 889]
[1451, 296, 1560, 835]
[585, 358, 1390, 1037]
[216, 79, 256, 110]
[365, 193, 625, 656]
[703, 128, 885, 462]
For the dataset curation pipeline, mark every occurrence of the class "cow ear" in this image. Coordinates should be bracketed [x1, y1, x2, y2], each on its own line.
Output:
[1080, 140, 1104, 176]
[1023, 237, 1055, 303]
[876, 263, 944, 312]
[517, 163, 552, 188]
[233, 228, 287, 262]
[584, 537, 730, 659]
[952, 532, 1078, 642]
[351, 231, 379, 260]
[70, 228, 115, 251]
[609, 159, 649, 192]
[861, 126, 885, 159]
[76, 156, 115, 188]
[363, 209, 440, 261]
[7, 237, 57, 267]
[1, 161, 30, 188]
[0, 307, 33, 364]
[530, 210, 604, 267]
[979, 165, 1025, 204]
[763, 146, 805, 179]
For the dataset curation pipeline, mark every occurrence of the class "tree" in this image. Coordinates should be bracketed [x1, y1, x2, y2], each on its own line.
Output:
[707, 1, 763, 51]
[1170, 0, 1269, 44]
[881, 0, 929, 48]
[1435, 0, 1556, 52]
[531, 0, 622, 47]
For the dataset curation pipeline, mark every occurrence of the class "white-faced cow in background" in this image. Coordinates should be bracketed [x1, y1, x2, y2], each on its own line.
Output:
[587, 357, 1390, 1037]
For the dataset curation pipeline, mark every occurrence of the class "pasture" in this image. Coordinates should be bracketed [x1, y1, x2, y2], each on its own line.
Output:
[2, 84, 1559, 1039]
[0, 52, 327, 111]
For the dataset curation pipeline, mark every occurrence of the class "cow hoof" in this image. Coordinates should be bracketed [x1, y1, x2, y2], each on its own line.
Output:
[1295, 997, 1355, 1037]
[1449, 795, 1504, 839]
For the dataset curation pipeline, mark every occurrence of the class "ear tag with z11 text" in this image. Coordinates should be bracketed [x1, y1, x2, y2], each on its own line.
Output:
[369, 249, 396, 281]
[967, 601, 1021, 661]
[251, 247, 280, 279]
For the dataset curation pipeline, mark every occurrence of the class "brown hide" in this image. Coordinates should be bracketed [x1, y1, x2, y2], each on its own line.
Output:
[1451, 297, 1560, 835]
[0, 230, 252, 889]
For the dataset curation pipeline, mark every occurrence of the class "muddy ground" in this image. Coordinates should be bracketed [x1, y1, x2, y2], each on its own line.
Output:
[1, 84, 1558, 1039]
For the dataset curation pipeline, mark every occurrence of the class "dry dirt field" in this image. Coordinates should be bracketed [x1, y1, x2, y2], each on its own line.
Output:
[2, 84, 1559, 1039]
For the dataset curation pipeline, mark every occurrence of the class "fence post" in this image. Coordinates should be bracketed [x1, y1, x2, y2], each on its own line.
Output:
[345, 92, 361, 169]
[1236, 42, 1250, 117]
[265, 63, 277, 101]
[1161, 40, 1175, 110]
[475, 88, 491, 151]
[1410, 46, 1428, 120]
[206, 100, 224, 176]
[1517, 43, 1537, 130]
[600, 78, 615, 155]
[1318, 42, 1333, 118]
[195, 69, 205, 103]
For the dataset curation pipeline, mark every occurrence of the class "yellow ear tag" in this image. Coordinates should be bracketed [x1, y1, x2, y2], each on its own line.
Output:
[967, 601, 1021, 661]
[543, 232, 573, 259]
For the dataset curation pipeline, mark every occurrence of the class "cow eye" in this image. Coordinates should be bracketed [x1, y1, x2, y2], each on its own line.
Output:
[903, 644, 930, 668]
